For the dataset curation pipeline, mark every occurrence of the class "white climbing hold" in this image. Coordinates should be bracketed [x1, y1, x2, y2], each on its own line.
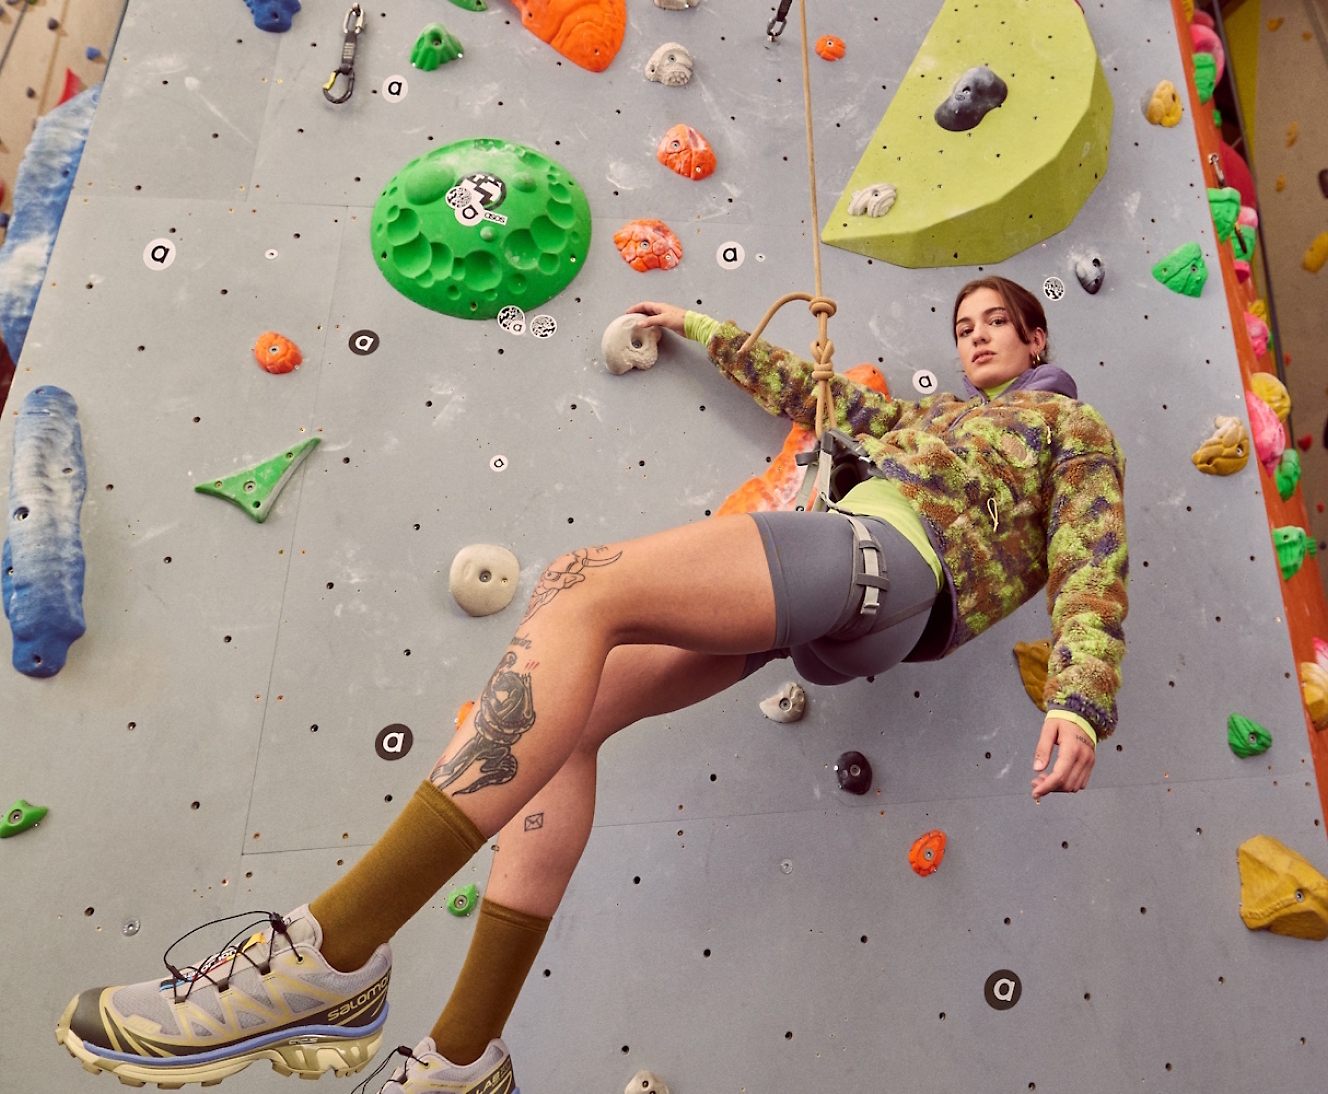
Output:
[760, 681, 807, 723]
[601, 314, 661, 375]
[654, 0, 699, 8]
[847, 183, 896, 217]
[644, 42, 693, 87]
[1074, 255, 1105, 294]
[449, 544, 520, 617]
[625, 1070, 671, 1094]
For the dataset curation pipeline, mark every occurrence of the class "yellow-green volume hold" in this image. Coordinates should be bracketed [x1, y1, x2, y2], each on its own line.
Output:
[371, 139, 591, 320]
[195, 438, 321, 523]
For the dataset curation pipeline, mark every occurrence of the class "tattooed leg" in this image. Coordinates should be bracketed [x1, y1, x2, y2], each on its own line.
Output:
[431, 651, 535, 795]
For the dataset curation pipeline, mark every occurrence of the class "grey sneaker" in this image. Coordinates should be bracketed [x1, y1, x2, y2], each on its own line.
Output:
[56, 905, 390, 1087]
[369, 1036, 518, 1094]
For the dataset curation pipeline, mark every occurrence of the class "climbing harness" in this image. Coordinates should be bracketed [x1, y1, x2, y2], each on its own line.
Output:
[767, 0, 794, 41]
[323, 3, 364, 105]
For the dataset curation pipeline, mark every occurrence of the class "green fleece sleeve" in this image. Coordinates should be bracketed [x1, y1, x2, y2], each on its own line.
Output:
[1043, 417, 1128, 738]
[684, 311, 723, 345]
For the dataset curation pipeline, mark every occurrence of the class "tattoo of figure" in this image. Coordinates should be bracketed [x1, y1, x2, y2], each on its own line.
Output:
[524, 813, 544, 832]
[521, 546, 623, 624]
[431, 651, 537, 795]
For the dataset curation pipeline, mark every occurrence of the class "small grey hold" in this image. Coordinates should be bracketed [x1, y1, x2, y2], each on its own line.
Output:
[848, 183, 896, 217]
[625, 1070, 671, 1094]
[1074, 256, 1105, 294]
[601, 314, 661, 375]
[654, 0, 699, 8]
[645, 42, 693, 87]
[449, 545, 520, 617]
[935, 66, 1008, 132]
[760, 681, 807, 723]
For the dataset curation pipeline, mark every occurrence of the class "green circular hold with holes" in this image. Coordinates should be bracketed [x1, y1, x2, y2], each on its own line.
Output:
[446, 882, 479, 916]
[371, 138, 591, 320]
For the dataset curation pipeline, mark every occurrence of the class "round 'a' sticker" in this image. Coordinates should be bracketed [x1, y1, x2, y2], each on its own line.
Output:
[984, 969, 1022, 1010]
[912, 369, 938, 395]
[348, 329, 380, 355]
[462, 172, 507, 209]
[381, 75, 409, 102]
[375, 723, 413, 760]
[716, 241, 745, 270]
[143, 238, 177, 270]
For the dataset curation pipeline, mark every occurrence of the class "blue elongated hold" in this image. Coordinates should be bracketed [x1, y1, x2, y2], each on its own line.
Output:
[244, 0, 301, 33]
[3, 386, 87, 677]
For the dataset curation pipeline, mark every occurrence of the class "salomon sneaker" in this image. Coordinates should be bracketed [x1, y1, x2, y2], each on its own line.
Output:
[56, 904, 390, 1087]
[362, 1036, 518, 1094]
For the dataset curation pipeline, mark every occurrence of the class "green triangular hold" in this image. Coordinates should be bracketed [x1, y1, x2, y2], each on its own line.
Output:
[195, 437, 320, 523]
[1152, 241, 1208, 297]
[1193, 52, 1217, 104]
[819, 0, 1113, 268]
[1207, 187, 1240, 242]
[1276, 449, 1301, 501]
[1, 799, 48, 838]
[1228, 714, 1272, 758]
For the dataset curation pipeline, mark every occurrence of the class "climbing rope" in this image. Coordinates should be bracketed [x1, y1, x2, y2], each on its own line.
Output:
[739, 0, 838, 441]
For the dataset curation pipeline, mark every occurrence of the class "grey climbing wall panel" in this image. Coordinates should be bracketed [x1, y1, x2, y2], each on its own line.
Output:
[3, 0, 1326, 1091]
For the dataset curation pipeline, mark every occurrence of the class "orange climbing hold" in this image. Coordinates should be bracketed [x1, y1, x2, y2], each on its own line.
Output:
[815, 35, 845, 61]
[613, 219, 683, 272]
[253, 332, 303, 375]
[508, 0, 625, 73]
[716, 366, 888, 517]
[455, 699, 475, 729]
[656, 124, 716, 181]
[909, 830, 947, 877]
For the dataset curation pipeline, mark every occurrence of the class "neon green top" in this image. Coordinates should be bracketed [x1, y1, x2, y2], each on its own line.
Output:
[683, 311, 1096, 745]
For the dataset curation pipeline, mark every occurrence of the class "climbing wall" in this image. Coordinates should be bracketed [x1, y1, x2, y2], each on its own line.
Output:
[3, 1, 1327, 1092]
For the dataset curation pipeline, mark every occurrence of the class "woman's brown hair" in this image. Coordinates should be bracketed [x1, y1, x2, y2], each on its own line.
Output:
[951, 276, 1051, 361]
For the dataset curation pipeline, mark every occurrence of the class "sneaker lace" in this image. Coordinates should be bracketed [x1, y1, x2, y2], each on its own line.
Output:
[351, 1044, 425, 1094]
[160, 910, 300, 1004]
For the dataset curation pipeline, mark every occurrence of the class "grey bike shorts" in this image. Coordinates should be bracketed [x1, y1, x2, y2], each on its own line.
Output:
[742, 509, 939, 686]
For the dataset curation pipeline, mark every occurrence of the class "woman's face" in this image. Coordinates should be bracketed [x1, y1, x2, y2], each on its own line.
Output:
[954, 286, 1047, 389]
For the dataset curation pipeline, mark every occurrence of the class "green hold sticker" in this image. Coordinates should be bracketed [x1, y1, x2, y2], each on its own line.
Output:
[1, 799, 48, 838]
[195, 437, 321, 523]
[411, 23, 463, 70]
[1193, 52, 1217, 104]
[447, 0, 486, 9]
[1273, 525, 1317, 580]
[1152, 241, 1208, 297]
[1276, 448, 1302, 501]
[1207, 187, 1240, 243]
[1233, 223, 1256, 263]
[447, 883, 478, 916]
[371, 139, 591, 321]
[1227, 713, 1272, 758]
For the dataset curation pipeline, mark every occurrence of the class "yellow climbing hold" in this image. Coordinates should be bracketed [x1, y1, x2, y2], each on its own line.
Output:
[1276, 174, 1286, 191]
[1300, 661, 1328, 730]
[1267, 17, 1283, 31]
[1250, 373, 1291, 422]
[1248, 298, 1268, 323]
[1013, 640, 1051, 711]
[1181, 0, 1193, 21]
[1191, 415, 1250, 476]
[1304, 232, 1328, 274]
[1238, 835, 1328, 940]
[1143, 80, 1183, 127]
[1286, 121, 1299, 147]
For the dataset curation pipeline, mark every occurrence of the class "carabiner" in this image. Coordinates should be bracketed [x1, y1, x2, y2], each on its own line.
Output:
[323, 3, 364, 105]
[767, 0, 793, 40]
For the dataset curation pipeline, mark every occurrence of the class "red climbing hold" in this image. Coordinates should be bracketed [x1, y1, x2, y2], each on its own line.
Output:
[56, 68, 85, 106]
[815, 35, 845, 61]
[1300, 435, 1314, 452]
[909, 830, 947, 877]
[507, 0, 626, 73]
[613, 219, 683, 272]
[656, 124, 716, 181]
[253, 332, 303, 374]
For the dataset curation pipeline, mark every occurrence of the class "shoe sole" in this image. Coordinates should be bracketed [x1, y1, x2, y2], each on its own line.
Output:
[56, 996, 383, 1088]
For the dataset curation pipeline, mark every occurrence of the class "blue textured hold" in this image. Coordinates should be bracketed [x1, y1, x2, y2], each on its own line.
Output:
[3, 386, 87, 677]
[245, 0, 301, 33]
[85, 46, 102, 61]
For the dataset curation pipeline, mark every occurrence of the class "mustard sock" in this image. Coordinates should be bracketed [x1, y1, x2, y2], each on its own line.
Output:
[430, 899, 551, 1066]
[310, 780, 486, 973]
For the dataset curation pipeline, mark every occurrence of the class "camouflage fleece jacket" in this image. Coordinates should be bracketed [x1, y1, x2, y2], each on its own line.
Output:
[706, 322, 1129, 737]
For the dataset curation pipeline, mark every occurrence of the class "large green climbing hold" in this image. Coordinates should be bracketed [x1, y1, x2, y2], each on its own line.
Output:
[411, 23, 463, 70]
[1152, 242, 1208, 297]
[1228, 714, 1273, 758]
[1, 799, 48, 838]
[447, 0, 486, 9]
[1192, 52, 1217, 104]
[821, 0, 1113, 268]
[1273, 525, 1317, 580]
[1233, 223, 1256, 263]
[195, 437, 321, 523]
[1276, 449, 1302, 501]
[372, 139, 591, 320]
[1208, 187, 1240, 242]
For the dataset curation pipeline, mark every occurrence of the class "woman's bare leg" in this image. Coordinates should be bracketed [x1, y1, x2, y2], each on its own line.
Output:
[429, 514, 775, 838]
[485, 645, 748, 917]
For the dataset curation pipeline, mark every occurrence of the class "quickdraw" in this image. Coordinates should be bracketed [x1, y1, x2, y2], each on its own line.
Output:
[323, 3, 364, 105]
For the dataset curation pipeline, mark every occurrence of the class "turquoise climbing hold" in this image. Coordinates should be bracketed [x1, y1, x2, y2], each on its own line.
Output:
[1228, 714, 1272, 758]
[1152, 242, 1208, 297]
[446, 883, 479, 916]
[1276, 449, 1301, 501]
[1207, 187, 1240, 243]
[1, 799, 48, 838]
[1272, 525, 1316, 580]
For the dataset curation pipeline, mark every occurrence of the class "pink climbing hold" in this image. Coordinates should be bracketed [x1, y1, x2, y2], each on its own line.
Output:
[1190, 24, 1225, 83]
[1245, 311, 1270, 358]
[1233, 259, 1251, 284]
[1246, 389, 1286, 473]
[1237, 205, 1259, 230]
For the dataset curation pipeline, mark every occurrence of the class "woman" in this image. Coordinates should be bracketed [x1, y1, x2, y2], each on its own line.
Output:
[57, 278, 1127, 1094]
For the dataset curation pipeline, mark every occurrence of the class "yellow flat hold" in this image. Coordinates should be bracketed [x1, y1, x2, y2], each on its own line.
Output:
[1238, 834, 1328, 940]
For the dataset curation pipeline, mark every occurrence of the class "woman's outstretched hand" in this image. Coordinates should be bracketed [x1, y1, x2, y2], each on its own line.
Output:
[1030, 717, 1096, 799]
[626, 301, 687, 335]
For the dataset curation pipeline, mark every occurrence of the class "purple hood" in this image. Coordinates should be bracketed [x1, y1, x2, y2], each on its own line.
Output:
[960, 364, 1078, 402]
